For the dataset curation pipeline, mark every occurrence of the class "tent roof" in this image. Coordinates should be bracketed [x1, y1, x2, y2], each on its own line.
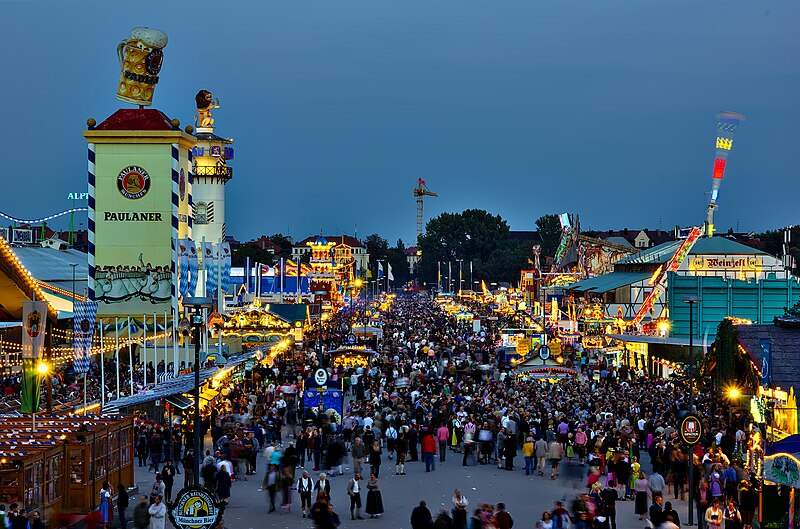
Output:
[736, 320, 800, 395]
[0, 237, 58, 322]
[564, 272, 652, 293]
[616, 236, 770, 266]
[267, 303, 309, 324]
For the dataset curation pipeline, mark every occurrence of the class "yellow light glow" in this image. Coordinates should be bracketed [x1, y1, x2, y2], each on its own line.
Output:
[37, 362, 49, 374]
[728, 388, 741, 399]
[657, 321, 670, 332]
[354, 279, 363, 287]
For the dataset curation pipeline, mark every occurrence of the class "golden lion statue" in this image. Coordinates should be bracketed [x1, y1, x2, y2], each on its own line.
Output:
[195, 90, 219, 128]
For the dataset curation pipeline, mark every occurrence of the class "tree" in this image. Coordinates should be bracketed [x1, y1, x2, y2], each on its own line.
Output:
[268, 233, 293, 259]
[535, 214, 563, 258]
[231, 245, 276, 267]
[365, 234, 389, 261]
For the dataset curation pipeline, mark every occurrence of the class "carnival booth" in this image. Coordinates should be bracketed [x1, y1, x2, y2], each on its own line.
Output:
[763, 434, 800, 529]
[302, 368, 344, 427]
[329, 347, 375, 369]
[0, 414, 134, 524]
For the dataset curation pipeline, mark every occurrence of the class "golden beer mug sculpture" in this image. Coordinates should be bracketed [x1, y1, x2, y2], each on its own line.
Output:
[115, 27, 168, 106]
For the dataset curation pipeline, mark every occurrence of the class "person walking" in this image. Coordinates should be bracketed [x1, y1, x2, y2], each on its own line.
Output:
[599, 480, 619, 529]
[351, 438, 366, 476]
[634, 471, 650, 520]
[346, 474, 364, 520]
[548, 439, 564, 480]
[452, 489, 469, 529]
[117, 482, 129, 529]
[437, 423, 449, 463]
[535, 437, 548, 477]
[365, 473, 384, 518]
[160, 461, 176, 503]
[132, 496, 150, 529]
[264, 464, 278, 513]
[99, 481, 113, 529]
[215, 467, 232, 506]
[369, 440, 382, 478]
[147, 495, 167, 529]
[314, 473, 331, 502]
[523, 437, 535, 476]
[395, 431, 408, 475]
[495, 503, 514, 529]
[422, 431, 437, 472]
[297, 470, 314, 518]
[148, 475, 165, 505]
[182, 450, 195, 488]
[411, 500, 433, 529]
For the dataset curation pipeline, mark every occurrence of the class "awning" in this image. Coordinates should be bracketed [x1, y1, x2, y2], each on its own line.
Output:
[200, 389, 220, 401]
[166, 394, 194, 410]
[606, 334, 693, 346]
[564, 272, 651, 293]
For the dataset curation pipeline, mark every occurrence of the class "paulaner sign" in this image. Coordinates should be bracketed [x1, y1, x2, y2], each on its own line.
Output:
[103, 212, 164, 221]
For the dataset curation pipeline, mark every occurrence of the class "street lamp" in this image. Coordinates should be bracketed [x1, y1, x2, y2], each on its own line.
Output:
[682, 295, 700, 527]
[183, 296, 213, 481]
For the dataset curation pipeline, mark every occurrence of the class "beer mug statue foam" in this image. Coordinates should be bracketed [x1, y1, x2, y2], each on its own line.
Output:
[116, 27, 168, 106]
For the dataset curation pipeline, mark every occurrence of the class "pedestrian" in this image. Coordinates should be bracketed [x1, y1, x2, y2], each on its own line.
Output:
[99, 481, 113, 529]
[297, 470, 314, 518]
[314, 473, 331, 501]
[451, 489, 469, 529]
[523, 437, 535, 476]
[599, 480, 619, 529]
[551, 502, 571, 529]
[395, 431, 408, 475]
[738, 480, 758, 529]
[536, 511, 553, 529]
[351, 437, 365, 476]
[310, 495, 330, 529]
[215, 467, 231, 506]
[437, 423, 449, 462]
[264, 464, 278, 513]
[648, 469, 665, 502]
[182, 449, 195, 488]
[280, 466, 293, 513]
[117, 482, 129, 529]
[663, 501, 681, 526]
[132, 496, 150, 529]
[535, 437, 548, 476]
[422, 430, 437, 472]
[548, 439, 563, 480]
[369, 440, 382, 477]
[411, 500, 433, 529]
[147, 495, 167, 529]
[365, 472, 384, 518]
[148, 475, 165, 505]
[723, 499, 742, 529]
[495, 503, 513, 529]
[347, 473, 364, 520]
[648, 495, 664, 528]
[29, 511, 44, 529]
[630, 470, 648, 516]
[160, 460, 176, 502]
[327, 502, 342, 529]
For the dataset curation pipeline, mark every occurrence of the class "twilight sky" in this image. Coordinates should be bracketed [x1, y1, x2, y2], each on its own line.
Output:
[1, 0, 798, 244]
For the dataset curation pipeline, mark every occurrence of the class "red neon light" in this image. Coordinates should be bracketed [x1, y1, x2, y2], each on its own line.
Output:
[713, 158, 727, 179]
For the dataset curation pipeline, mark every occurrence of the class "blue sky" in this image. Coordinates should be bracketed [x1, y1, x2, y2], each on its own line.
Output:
[1, 0, 798, 244]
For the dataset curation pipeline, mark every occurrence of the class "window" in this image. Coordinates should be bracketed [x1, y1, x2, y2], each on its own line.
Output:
[24, 460, 44, 510]
[70, 449, 85, 484]
[108, 432, 120, 472]
[120, 428, 132, 466]
[46, 454, 63, 504]
[0, 472, 19, 504]
[94, 437, 107, 480]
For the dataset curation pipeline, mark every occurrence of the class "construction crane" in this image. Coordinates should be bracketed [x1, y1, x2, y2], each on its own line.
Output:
[413, 178, 438, 243]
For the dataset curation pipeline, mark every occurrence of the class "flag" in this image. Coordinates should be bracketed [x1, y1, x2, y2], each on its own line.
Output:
[203, 242, 217, 295]
[21, 301, 48, 414]
[263, 264, 275, 276]
[73, 301, 98, 375]
[378, 262, 384, 279]
[388, 263, 394, 281]
[220, 242, 232, 294]
[178, 238, 190, 298]
[187, 241, 199, 296]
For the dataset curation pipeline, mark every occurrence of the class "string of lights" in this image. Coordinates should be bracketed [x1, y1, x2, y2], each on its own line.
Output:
[0, 207, 88, 225]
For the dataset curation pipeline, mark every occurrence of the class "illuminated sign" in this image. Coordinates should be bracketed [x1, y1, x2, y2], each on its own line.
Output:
[679, 414, 703, 445]
[689, 256, 762, 270]
[67, 192, 89, 200]
[715, 137, 733, 150]
[12, 229, 33, 244]
[712, 158, 727, 179]
[764, 453, 800, 489]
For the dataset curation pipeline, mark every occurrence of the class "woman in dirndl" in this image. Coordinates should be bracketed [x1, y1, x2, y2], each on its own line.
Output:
[365, 473, 384, 518]
[99, 481, 113, 528]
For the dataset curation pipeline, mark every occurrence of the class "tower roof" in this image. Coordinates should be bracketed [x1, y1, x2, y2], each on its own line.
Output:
[96, 109, 175, 131]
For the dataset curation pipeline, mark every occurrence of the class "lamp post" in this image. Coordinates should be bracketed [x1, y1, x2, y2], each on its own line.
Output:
[682, 295, 701, 527]
[183, 296, 213, 480]
[456, 259, 463, 295]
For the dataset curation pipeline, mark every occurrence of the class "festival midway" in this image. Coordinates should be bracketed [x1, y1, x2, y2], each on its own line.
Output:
[0, 4, 799, 529]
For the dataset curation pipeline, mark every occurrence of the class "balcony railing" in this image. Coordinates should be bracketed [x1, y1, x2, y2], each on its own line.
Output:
[194, 165, 233, 178]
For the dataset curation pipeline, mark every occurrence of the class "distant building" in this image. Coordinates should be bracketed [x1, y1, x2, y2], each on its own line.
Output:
[405, 246, 422, 275]
[248, 236, 282, 254]
[595, 229, 675, 249]
[292, 235, 368, 275]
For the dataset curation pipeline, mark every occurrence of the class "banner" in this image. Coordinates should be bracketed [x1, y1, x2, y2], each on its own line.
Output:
[202, 242, 218, 296]
[73, 301, 98, 375]
[178, 238, 190, 298]
[760, 338, 772, 387]
[187, 241, 199, 296]
[21, 301, 48, 413]
[220, 242, 231, 294]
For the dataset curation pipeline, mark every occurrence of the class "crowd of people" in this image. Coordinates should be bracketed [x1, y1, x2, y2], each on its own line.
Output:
[124, 292, 764, 529]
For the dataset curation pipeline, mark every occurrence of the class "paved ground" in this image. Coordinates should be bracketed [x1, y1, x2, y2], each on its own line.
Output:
[131, 433, 696, 529]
